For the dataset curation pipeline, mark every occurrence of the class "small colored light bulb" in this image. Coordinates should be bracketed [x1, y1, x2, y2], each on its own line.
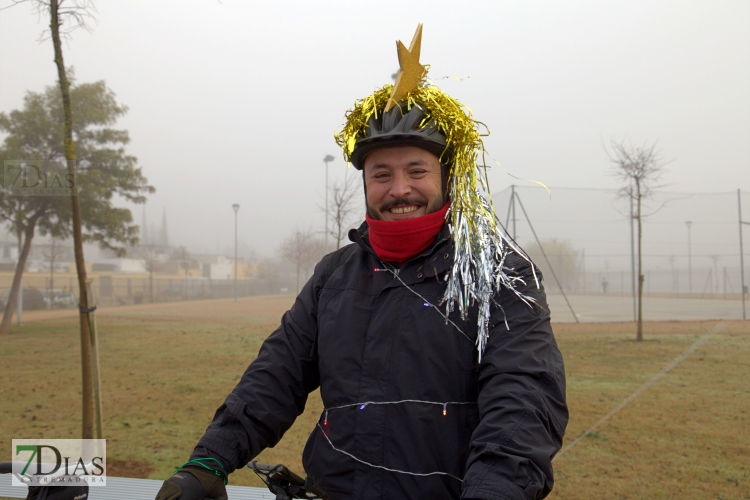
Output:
[443, 403, 447, 416]
[324, 410, 329, 425]
[359, 404, 366, 410]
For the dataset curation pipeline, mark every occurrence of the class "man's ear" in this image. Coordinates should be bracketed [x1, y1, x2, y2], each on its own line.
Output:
[441, 163, 451, 199]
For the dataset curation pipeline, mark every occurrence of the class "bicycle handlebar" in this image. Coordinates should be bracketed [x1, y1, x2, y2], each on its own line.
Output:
[248, 462, 327, 499]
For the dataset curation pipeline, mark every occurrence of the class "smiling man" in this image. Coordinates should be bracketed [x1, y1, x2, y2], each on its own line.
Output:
[364, 145, 445, 221]
[156, 27, 566, 500]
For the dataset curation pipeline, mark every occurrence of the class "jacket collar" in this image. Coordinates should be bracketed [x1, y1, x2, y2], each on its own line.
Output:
[349, 221, 453, 281]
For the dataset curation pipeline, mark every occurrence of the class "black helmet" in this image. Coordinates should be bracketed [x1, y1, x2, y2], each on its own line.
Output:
[349, 102, 450, 170]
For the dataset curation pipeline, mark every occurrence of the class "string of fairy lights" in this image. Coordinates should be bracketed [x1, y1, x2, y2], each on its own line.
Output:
[315, 259, 484, 482]
[317, 399, 476, 483]
[373, 263, 473, 343]
[316, 421, 464, 482]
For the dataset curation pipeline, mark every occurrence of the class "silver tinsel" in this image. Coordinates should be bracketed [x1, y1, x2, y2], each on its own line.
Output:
[443, 187, 539, 363]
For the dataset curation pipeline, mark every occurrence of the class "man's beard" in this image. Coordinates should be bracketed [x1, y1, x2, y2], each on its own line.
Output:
[366, 194, 445, 220]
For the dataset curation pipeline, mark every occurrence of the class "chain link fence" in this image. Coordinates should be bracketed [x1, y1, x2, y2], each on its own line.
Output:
[492, 186, 749, 321]
[0, 272, 297, 310]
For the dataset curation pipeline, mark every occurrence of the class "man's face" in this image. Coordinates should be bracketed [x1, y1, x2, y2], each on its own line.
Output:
[363, 145, 444, 221]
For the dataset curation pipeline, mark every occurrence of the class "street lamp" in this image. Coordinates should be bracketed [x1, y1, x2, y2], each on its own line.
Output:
[323, 154, 335, 252]
[685, 221, 693, 294]
[232, 204, 240, 302]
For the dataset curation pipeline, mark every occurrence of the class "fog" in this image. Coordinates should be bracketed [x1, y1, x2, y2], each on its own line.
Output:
[1, 0, 748, 257]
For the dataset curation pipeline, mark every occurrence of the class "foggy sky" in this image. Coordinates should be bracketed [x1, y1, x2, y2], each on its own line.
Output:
[1, 0, 748, 257]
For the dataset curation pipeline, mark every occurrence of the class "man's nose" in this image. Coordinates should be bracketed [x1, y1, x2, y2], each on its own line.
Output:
[389, 171, 411, 198]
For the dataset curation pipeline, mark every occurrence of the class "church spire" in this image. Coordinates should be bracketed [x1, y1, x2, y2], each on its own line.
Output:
[159, 208, 169, 247]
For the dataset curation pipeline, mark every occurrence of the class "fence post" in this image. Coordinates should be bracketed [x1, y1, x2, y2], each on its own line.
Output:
[739, 189, 747, 320]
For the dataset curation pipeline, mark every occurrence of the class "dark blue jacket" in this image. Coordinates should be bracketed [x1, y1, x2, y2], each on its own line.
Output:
[194, 223, 567, 499]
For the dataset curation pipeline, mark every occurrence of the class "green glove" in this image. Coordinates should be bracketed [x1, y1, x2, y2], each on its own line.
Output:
[154, 465, 228, 500]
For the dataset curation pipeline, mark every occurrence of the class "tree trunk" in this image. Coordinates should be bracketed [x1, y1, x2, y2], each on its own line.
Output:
[636, 181, 644, 341]
[0, 224, 36, 334]
[48, 239, 57, 302]
[50, 0, 94, 440]
[335, 209, 343, 250]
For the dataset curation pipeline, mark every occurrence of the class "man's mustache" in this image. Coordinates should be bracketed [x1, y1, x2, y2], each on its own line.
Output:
[379, 197, 427, 211]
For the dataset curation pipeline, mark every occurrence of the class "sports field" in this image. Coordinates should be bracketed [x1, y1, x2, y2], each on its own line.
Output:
[1, 296, 748, 499]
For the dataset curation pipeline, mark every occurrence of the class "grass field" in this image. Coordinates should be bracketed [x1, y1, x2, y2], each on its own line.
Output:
[1, 296, 748, 499]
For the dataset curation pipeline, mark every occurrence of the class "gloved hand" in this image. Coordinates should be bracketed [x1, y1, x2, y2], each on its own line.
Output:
[154, 465, 228, 500]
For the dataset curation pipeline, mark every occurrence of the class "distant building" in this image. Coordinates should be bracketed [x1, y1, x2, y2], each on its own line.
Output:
[191, 254, 233, 280]
[0, 238, 19, 271]
[90, 258, 147, 274]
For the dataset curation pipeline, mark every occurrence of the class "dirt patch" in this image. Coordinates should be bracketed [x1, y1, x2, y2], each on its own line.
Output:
[106, 458, 156, 478]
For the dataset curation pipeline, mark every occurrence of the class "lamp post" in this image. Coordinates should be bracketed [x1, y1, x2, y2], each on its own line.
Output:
[232, 204, 240, 302]
[323, 155, 335, 252]
[686, 221, 693, 294]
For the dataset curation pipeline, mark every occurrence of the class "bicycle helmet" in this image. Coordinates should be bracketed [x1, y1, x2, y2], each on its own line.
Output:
[349, 102, 450, 170]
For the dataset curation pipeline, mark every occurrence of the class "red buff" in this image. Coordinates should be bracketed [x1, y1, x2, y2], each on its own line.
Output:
[365, 202, 450, 266]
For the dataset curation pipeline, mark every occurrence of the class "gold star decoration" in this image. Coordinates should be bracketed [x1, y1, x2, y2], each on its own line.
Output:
[385, 24, 426, 112]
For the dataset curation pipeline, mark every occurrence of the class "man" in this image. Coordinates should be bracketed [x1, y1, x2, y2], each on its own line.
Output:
[156, 26, 567, 500]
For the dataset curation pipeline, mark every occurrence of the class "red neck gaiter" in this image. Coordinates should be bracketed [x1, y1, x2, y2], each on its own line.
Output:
[366, 202, 450, 266]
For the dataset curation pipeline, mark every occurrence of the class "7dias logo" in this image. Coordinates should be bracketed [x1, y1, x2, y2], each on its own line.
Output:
[11, 439, 106, 487]
[4, 160, 76, 196]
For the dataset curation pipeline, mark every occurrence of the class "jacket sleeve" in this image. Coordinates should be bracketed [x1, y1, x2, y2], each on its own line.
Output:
[190, 255, 333, 473]
[461, 253, 568, 500]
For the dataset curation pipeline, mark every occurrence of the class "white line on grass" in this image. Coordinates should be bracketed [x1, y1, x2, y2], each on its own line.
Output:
[553, 320, 731, 461]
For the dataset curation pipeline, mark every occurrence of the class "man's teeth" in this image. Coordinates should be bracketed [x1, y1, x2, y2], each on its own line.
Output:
[390, 206, 418, 214]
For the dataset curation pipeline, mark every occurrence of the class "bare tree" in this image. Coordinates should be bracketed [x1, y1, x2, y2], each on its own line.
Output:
[42, 236, 67, 296]
[525, 239, 580, 292]
[302, 238, 325, 281]
[608, 139, 667, 341]
[668, 255, 677, 295]
[142, 245, 163, 303]
[257, 257, 280, 279]
[280, 229, 325, 292]
[256, 257, 282, 293]
[710, 255, 720, 293]
[324, 171, 363, 250]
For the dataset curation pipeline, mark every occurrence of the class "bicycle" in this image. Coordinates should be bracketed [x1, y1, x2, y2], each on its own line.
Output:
[3, 459, 326, 499]
[0, 460, 89, 499]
